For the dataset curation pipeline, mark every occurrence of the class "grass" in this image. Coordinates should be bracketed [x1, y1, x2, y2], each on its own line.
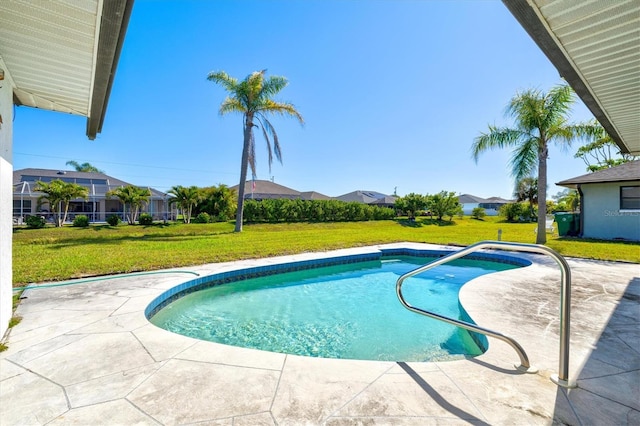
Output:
[12, 217, 638, 285]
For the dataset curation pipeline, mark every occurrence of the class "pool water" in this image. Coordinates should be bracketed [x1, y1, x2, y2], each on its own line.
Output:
[150, 256, 518, 362]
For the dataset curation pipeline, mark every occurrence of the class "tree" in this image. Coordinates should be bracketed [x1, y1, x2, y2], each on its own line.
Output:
[198, 184, 236, 221]
[553, 189, 580, 212]
[472, 84, 596, 244]
[514, 177, 538, 221]
[107, 185, 151, 225]
[35, 179, 88, 227]
[574, 120, 638, 172]
[66, 160, 104, 173]
[394, 193, 428, 219]
[428, 191, 461, 221]
[208, 70, 304, 232]
[168, 185, 202, 224]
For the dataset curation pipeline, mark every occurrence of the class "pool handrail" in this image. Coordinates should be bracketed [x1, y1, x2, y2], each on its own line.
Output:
[395, 240, 574, 388]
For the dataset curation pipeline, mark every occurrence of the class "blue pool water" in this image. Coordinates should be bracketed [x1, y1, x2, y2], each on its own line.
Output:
[150, 255, 521, 362]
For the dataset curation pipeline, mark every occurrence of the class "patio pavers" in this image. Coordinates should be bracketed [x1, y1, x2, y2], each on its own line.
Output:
[1, 243, 638, 425]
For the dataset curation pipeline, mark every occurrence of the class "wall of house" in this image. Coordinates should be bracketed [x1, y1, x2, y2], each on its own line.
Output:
[0, 63, 14, 337]
[582, 181, 640, 241]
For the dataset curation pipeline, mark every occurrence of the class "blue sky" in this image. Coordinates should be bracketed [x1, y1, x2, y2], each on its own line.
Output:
[13, 0, 597, 199]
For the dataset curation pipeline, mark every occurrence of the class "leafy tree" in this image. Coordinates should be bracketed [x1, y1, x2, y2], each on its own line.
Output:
[499, 203, 524, 222]
[107, 185, 151, 225]
[514, 177, 538, 221]
[471, 207, 486, 220]
[168, 185, 202, 224]
[428, 191, 461, 221]
[208, 70, 304, 232]
[553, 189, 580, 212]
[574, 120, 638, 172]
[395, 193, 428, 219]
[472, 84, 596, 244]
[198, 184, 236, 221]
[66, 160, 104, 173]
[35, 179, 88, 227]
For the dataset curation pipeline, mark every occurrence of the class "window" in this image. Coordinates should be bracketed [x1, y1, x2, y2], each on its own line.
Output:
[620, 186, 640, 210]
[13, 200, 32, 215]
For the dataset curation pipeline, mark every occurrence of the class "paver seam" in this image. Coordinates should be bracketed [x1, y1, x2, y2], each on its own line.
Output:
[124, 396, 165, 425]
[267, 354, 287, 414]
[320, 362, 396, 423]
[434, 362, 490, 424]
[6, 357, 72, 412]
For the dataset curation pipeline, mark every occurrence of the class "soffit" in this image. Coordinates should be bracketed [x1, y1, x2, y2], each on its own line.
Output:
[503, 0, 640, 155]
[0, 0, 132, 139]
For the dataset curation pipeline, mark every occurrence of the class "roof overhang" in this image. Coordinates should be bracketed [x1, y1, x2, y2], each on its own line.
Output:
[503, 0, 640, 155]
[0, 0, 133, 139]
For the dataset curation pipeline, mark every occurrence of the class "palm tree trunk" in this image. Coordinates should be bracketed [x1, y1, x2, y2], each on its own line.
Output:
[234, 116, 253, 232]
[536, 144, 548, 244]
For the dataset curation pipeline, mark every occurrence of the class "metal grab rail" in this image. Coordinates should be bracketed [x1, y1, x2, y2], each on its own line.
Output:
[396, 240, 574, 388]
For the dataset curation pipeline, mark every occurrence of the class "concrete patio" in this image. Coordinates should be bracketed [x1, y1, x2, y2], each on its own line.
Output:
[1, 243, 638, 425]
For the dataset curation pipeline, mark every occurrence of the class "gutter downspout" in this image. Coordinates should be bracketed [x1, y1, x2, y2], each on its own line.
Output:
[577, 184, 584, 237]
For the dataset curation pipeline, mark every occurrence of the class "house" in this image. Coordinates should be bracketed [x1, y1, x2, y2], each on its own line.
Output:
[458, 194, 511, 216]
[230, 180, 331, 201]
[557, 161, 640, 241]
[13, 168, 168, 223]
[335, 190, 390, 204]
[0, 1, 134, 336]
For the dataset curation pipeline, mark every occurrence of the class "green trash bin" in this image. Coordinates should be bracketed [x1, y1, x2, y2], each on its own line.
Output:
[570, 212, 580, 235]
[554, 212, 574, 236]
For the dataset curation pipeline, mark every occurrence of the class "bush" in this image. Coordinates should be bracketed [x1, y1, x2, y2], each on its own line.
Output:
[499, 203, 523, 222]
[26, 215, 46, 229]
[107, 215, 120, 226]
[194, 212, 211, 223]
[471, 207, 486, 220]
[72, 215, 89, 227]
[138, 213, 153, 225]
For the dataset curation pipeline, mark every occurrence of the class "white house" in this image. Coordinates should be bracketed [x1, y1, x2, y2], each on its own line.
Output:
[557, 161, 640, 241]
[458, 194, 511, 216]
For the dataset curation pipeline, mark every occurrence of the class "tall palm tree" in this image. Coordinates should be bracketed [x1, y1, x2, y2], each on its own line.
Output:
[168, 185, 201, 224]
[472, 84, 595, 244]
[107, 185, 151, 225]
[66, 160, 104, 173]
[207, 70, 304, 232]
[35, 179, 88, 227]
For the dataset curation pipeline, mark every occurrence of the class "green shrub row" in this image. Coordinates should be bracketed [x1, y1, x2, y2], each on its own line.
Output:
[243, 199, 396, 223]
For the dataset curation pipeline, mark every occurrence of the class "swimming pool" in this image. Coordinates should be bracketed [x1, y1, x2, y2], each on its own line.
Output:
[148, 249, 529, 362]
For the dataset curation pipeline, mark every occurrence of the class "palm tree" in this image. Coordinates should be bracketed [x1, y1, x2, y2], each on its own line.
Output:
[107, 185, 151, 225]
[168, 185, 201, 224]
[514, 177, 538, 221]
[35, 179, 88, 227]
[66, 160, 104, 173]
[207, 70, 304, 232]
[472, 84, 596, 244]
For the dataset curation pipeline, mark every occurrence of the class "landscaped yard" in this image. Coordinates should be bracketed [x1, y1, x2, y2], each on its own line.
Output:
[13, 217, 639, 285]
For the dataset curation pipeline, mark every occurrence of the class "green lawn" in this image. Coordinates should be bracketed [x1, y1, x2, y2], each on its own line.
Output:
[13, 217, 639, 285]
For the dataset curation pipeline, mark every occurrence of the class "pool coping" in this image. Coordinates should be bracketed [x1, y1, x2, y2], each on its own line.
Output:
[1, 242, 638, 425]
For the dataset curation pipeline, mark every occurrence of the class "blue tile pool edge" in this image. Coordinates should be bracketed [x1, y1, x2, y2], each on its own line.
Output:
[145, 247, 532, 320]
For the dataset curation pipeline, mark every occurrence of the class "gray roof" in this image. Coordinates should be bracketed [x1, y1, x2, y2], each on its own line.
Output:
[458, 194, 487, 204]
[368, 196, 397, 205]
[300, 191, 332, 201]
[556, 161, 640, 188]
[13, 168, 166, 197]
[335, 190, 388, 204]
[231, 180, 302, 200]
